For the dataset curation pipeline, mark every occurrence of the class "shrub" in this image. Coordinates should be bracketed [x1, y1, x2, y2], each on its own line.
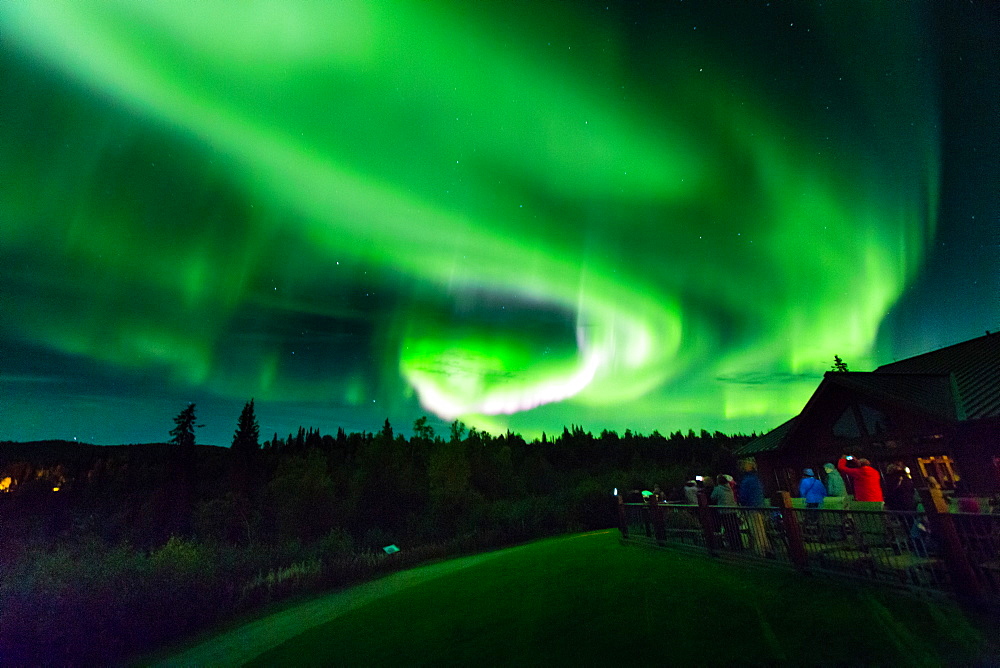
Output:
[241, 558, 322, 603]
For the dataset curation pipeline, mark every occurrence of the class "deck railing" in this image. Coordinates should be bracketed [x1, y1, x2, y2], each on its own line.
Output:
[617, 489, 1000, 603]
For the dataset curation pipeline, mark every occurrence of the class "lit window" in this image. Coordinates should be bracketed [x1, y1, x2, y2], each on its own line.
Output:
[917, 455, 959, 488]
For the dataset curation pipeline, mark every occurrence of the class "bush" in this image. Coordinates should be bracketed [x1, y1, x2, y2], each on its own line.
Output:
[0, 539, 151, 665]
[194, 492, 257, 545]
[315, 527, 354, 558]
[241, 558, 322, 604]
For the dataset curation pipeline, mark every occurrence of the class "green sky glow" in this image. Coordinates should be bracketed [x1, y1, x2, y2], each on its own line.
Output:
[0, 1, 965, 443]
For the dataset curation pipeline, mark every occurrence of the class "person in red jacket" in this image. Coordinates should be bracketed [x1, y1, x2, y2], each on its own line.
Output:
[837, 456, 884, 503]
[838, 456, 885, 549]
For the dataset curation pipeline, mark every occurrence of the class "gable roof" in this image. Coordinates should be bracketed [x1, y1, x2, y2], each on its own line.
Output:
[735, 331, 1000, 457]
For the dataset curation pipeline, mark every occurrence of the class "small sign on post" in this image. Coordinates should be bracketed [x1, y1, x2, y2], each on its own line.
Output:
[383, 544, 400, 555]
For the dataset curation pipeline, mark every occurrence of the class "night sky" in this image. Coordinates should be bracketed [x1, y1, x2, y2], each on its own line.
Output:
[1, 1, 997, 445]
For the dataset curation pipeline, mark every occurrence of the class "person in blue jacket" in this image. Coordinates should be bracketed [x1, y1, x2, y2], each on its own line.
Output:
[799, 468, 827, 508]
[738, 459, 765, 507]
[738, 459, 771, 555]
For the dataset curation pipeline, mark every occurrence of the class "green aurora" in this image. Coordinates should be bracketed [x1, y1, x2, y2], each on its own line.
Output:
[1, 1, 994, 444]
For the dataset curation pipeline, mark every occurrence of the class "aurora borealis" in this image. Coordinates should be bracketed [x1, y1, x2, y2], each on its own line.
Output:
[1, 1, 997, 445]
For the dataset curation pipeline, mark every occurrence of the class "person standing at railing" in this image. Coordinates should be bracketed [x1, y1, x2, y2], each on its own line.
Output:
[721, 474, 738, 504]
[799, 469, 826, 508]
[884, 462, 918, 550]
[738, 460, 765, 507]
[823, 462, 847, 510]
[819, 462, 848, 539]
[799, 468, 826, 537]
[738, 459, 772, 556]
[712, 477, 737, 506]
[837, 457, 884, 504]
[712, 474, 742, 551]
[683, 480, 700, 505]
[702, 475, 717, 504]
[838, 456, 885, 549]
[884, 463, 916, 512]
[701, 475, 719, 533]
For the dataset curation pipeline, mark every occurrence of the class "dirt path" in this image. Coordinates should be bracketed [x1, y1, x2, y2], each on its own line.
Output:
[152, 542, 535, 667]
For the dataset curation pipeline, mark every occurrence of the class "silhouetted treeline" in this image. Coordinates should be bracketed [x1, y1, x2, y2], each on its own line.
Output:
[0, 421, 749, 664]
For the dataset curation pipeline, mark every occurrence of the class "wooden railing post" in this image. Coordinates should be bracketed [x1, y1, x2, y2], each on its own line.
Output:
[919, 487, 982, 601]
[648, 494, 667, 545]
[776, 491, 808, 570]
[696, 491, 718, 555]
[617, 493, 628, 539]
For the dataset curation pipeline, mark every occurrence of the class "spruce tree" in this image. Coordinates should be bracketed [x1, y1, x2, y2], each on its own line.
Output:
[232, 399, 260, 453]
[169, 403, 199, 448]
[831, 355, 849, 372]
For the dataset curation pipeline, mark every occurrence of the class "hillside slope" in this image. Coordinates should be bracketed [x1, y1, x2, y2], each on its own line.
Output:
[161, 531, 989, 666]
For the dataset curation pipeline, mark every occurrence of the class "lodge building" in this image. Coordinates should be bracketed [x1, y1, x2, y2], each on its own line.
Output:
[735, 331, 1000, 496]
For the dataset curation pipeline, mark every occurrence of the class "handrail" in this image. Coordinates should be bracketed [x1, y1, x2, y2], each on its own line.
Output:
[616, 490, 1000, 603]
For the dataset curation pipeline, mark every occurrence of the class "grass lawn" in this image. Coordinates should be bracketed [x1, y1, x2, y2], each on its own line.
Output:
[242, 530, 990, 666]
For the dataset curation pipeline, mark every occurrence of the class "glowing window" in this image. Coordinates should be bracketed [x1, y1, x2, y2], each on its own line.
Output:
[917, 455, 959, 488]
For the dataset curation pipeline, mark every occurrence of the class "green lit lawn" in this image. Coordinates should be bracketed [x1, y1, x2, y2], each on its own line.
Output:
[248, 531, 989, 666]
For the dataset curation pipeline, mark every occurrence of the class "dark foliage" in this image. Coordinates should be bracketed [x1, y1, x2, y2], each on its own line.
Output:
[169, 403, 200, 448]
[231, 399, 260, 453]
[0, 419, 749, 664]
[831, 355, 849, 372]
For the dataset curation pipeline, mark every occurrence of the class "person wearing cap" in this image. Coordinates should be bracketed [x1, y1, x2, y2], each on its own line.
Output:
[823, 462, 847, 497]
[721, 473, 738, 503]
[711, 474, 740, 551]
[821, 462, 848, 513]
[683, 480, 700, 505]
[799, 468, 826, 508]
[799, 468, 826, 535]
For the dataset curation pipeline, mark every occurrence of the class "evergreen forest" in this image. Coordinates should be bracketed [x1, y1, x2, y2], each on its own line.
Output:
[0, 406, 749, 664]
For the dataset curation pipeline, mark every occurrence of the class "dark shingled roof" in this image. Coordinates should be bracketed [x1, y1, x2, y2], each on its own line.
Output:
[735, 332, 1000, 456]
[875, 331, 1000, 420]
[733, 417, 796, 457]
[823, 372, 957, 421]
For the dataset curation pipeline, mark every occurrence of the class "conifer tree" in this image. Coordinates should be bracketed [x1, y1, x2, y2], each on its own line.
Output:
[232, 399, 260, 452]
[169, 403, 199, 447]
[831, 355, 849, 372]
